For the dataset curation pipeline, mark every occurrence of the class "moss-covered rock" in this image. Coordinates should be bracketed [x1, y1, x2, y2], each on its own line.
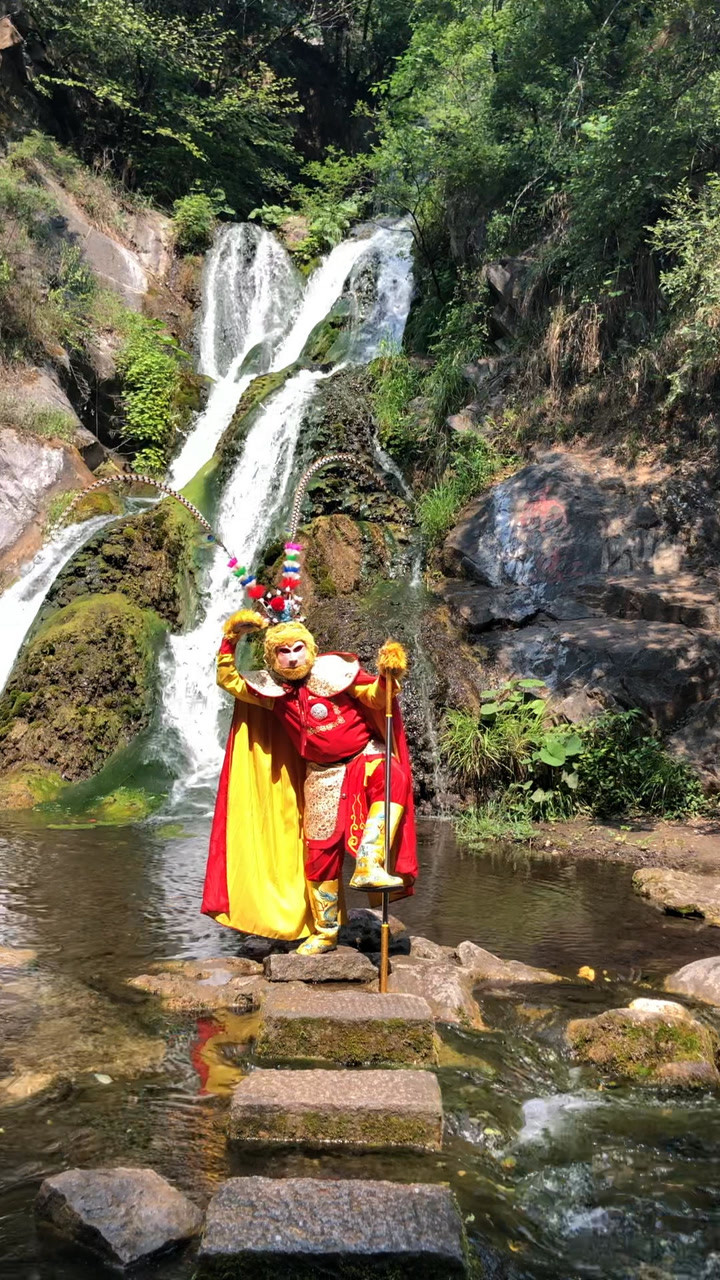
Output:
[299, 300, 352, 368]
[566, 998, 719, 1086]
[45, 498, 201, 629]
[217, 369, 294, 485]
[0, 763, 66, 809]
[84, 786, 162, 824]
[0, 593, 164, 786]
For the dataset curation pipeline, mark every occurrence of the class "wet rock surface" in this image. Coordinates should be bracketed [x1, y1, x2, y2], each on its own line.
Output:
[228, 1067, 443, 1152]
[256, 988, 436, 1067]
[0, 427, 93, 576]
[566, 997, 718, 1086]
[338, 907, 410, 954]
[0, 968, 165, 1101]
[264, 947, 377, 983]
[665, 955, 720, 1006]
[35, 1166, 202, 1268]
[128, 958, 265, 1013]
[633, 867, 720, 925]
[198, 1176, 468, 1277]
[388, 956, 485, 1029]
[440, 448, 720, 739]
[455, 940, 562, 985]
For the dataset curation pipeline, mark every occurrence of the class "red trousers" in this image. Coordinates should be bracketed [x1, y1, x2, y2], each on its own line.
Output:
[304, 755, 410, 882]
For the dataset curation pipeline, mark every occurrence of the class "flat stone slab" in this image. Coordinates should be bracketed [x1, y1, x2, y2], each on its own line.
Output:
[633, 868, 720, 926]
[127, 958, 265, 1013]
[455, 940, 561, 984]
[198, 1176, 467, 1277]
[255, 988, 436, 1066]
[228, 1068, 442, 1151]
[35, 1166, 203, 1269]
[264, 947, 376, 983]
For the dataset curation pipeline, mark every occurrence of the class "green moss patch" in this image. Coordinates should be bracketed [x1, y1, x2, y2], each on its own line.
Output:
[567, 1007, 718, 1084]
[45, 498, 202, 630]
[0, 764, 66, 810]
[0, 593, 165, 797]
[217, 369, 293, 485]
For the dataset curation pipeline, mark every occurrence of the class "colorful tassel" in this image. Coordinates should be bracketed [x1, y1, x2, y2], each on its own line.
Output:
[248, 584, 265, 600]
[227, 557, 238, 569]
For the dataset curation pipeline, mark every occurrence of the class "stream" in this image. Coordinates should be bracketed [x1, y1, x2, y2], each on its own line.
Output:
[1, 817, 720, 1279]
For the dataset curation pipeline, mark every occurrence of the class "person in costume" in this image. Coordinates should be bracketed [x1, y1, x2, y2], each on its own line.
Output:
[201, 610, 417, 956]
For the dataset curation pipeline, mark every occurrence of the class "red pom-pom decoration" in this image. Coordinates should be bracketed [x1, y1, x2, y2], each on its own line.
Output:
[281, 575, 298, 589]
[269, 596, 286, 612]
[247, 584, 265, 599]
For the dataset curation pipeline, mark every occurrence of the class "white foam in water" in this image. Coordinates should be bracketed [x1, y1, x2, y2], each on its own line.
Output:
[0, 516, 115, 694]
[518, 1093, 603, 1144]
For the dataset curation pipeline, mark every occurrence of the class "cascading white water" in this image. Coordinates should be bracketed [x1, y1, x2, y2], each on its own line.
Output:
[0, 515, 115, 694]
[161, 369, 326, 793]
[161, 220, 414, 800]
[169, 224, 304, 491]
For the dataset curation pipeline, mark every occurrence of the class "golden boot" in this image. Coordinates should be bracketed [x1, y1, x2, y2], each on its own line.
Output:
[297, 879, 340, 955]
[348, 802, 404, 891]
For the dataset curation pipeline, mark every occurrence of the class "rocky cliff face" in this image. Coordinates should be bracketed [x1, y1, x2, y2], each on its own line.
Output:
[438, 446, 720, 786]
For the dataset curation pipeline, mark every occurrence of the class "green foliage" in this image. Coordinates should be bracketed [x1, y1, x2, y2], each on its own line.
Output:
[252, 150, 373, 263]
[455, 800, 536, 846]
[649, 174, 720, 403]
[370, 0, 720, 379]
[28, 1, 298, 212]
[115, 315, 191, 473]
[446, 688, 705, 844]
[417, 434, 510, 546]
[172, 188, 228, 254]
[575, 710, 704, 820]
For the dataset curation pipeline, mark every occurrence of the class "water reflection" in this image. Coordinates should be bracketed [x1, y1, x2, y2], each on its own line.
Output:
[0, 816, 717, 982]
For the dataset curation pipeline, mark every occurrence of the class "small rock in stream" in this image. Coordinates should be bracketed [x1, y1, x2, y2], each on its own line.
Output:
[633, 867, 720, 926]
[455, 940, 562, 984]
[35, 1166, 203, 1269]
[566, 998, 719, 1087]
[665, 955, 720, 1006]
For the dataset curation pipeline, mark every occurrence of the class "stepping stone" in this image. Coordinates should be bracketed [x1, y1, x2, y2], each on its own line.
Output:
[255, 988, 436, 1067]
[198, 1176, 468, 1277]
[35, 1166, 203, 1269]
[228, 1067, 443, 1151]
[264, 946, 376, 983]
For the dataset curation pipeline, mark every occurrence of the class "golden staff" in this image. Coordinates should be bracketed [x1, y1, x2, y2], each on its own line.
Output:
[379, 671, 394, 994]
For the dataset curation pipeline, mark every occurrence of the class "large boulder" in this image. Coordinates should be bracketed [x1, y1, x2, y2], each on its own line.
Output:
[35, 1167, 202, 1269]
[633, 868, 720, 926]
[669, 696, 720, 792]
[0, 593, 164, 787]
[441, 448, 720, 735]
[665, 957, 720, 1006]
[566, 998, 718, 1086]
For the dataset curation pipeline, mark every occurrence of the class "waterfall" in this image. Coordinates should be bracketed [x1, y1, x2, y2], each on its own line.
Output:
[169, 224, 304, 491]
[0, 515, 116, 693]
[160, 220, 414, 802]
